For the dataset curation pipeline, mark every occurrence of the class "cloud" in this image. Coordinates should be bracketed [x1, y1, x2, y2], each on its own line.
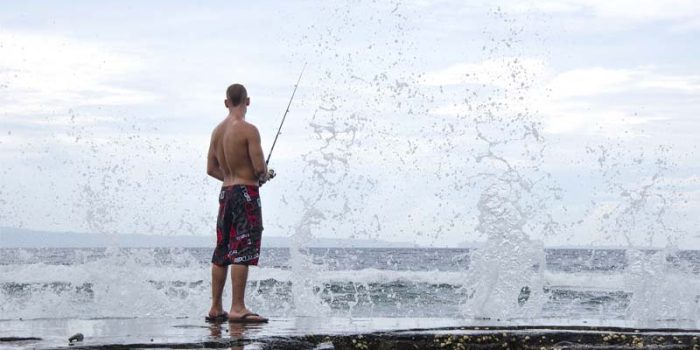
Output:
[506, 0, 700, 23]
[547, 67, 700, 99]
[423, 59, 699, 138]
[541, 67, 700, 135]
[670, 17, 700, 32]
[541, 102, 668, 136]
[548, 68, 633, 98]
[422, 57, 546, 87]
[0, 31, 157, 117]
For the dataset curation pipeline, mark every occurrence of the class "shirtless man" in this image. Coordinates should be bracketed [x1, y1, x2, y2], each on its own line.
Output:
[205, 83, 272, 323]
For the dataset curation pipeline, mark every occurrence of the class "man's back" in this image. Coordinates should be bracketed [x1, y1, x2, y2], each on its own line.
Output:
[209, 117, 266, 187]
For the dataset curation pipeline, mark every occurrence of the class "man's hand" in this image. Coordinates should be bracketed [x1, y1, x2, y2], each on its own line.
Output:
[259, 169, 276, 186]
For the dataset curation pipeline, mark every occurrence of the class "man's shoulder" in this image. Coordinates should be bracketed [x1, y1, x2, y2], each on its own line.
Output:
[239, 119, 258, 128]
[211, 121, 225, 138]
[213, 118, 252, 130]
[216, 120, 259, 141]
[239, 120, 260, 134]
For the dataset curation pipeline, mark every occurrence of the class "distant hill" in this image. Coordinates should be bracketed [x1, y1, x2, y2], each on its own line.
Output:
[0, 227, 419, 249]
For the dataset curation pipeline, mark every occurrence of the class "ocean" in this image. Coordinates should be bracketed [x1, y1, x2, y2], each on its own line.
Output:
[1, 247, 699, 326]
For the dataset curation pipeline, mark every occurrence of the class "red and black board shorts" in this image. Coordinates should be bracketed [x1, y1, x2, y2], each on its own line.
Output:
[211, 185, 263, 266]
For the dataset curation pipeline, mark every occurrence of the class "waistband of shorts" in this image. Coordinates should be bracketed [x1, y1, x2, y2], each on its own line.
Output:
[221, 184, 259, 191]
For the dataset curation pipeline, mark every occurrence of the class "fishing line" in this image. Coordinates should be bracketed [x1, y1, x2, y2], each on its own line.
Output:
[266, 62, 307, 165]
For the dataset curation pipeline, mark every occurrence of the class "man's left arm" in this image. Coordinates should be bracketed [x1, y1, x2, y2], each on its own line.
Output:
[207, 130, 224, 181]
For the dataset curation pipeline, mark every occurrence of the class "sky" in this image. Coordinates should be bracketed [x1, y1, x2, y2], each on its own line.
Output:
[0, 0, 698, 248]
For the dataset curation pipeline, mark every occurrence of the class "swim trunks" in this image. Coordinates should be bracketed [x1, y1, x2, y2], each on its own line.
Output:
[211, 185, 263, 266]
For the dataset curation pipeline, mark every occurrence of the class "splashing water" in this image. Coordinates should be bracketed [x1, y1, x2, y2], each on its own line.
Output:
[290, 208, 333, 317]
[462, 179, 546, 320]
[625, 248, 698, 326]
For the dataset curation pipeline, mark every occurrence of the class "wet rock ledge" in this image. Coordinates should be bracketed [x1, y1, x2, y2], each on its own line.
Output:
[19, 325, 698, 350]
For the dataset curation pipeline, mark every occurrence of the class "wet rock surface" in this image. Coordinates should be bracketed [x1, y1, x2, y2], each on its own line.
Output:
[0, 337, 42, 342]
[4, 326, 696, 350]
[2, 318, 699, 350]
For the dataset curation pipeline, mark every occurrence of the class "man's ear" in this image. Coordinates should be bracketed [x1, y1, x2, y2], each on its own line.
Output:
[224, 99, 229, 108]
[246, 97, 250, 106]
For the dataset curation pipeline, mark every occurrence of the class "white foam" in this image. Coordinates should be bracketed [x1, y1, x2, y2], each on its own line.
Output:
[2, 250, 699, 322]
[544, 271, 627, 290]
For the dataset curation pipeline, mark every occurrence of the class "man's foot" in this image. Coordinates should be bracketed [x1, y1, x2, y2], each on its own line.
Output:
[205, 310, 229, 323]
[228, 309, 268, 323]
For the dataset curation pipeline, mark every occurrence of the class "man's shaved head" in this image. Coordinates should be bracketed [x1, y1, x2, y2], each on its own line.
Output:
[226, 84, 248, 107]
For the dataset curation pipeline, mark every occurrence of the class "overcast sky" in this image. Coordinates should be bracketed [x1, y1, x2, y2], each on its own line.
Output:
[0, 0, 698, 248]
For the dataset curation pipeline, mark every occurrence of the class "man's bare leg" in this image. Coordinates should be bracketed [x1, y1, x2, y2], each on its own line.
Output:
[209, 264, 228, 317]
[229, 264, 266, 321]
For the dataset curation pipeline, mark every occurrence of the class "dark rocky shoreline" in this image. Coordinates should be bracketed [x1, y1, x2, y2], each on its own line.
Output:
[5, 325, 699, 350]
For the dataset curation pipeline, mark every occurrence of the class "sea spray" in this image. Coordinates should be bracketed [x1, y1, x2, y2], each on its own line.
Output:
[290, 208, 332, 317]
[463, 178, 546, 319]
[586, 143, 698, 324]
[286, 0, 419, 317]
[285, 112, 371, 316]
[453, 9, 555, 320]
[0, 247, 211, 319]
[1, 246, 699, 321]
[625, 248, 698, 326]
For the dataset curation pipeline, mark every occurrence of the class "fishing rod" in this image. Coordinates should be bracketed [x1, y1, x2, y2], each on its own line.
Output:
[266, 62, 307, 165]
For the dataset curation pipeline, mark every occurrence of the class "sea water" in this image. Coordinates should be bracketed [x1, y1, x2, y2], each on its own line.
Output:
[1, 247, 698, 324]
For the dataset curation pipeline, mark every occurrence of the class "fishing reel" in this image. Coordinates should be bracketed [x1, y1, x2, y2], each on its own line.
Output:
[259, 169, 276, 185]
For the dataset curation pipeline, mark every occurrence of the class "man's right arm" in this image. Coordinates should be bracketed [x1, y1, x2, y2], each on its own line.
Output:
[207, 128, 224, 181]
[247, 125, 267, 182]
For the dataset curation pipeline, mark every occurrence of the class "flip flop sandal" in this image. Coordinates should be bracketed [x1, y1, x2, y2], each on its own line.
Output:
[228, 312, 269, 324]
[205, 312, 229, 323]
